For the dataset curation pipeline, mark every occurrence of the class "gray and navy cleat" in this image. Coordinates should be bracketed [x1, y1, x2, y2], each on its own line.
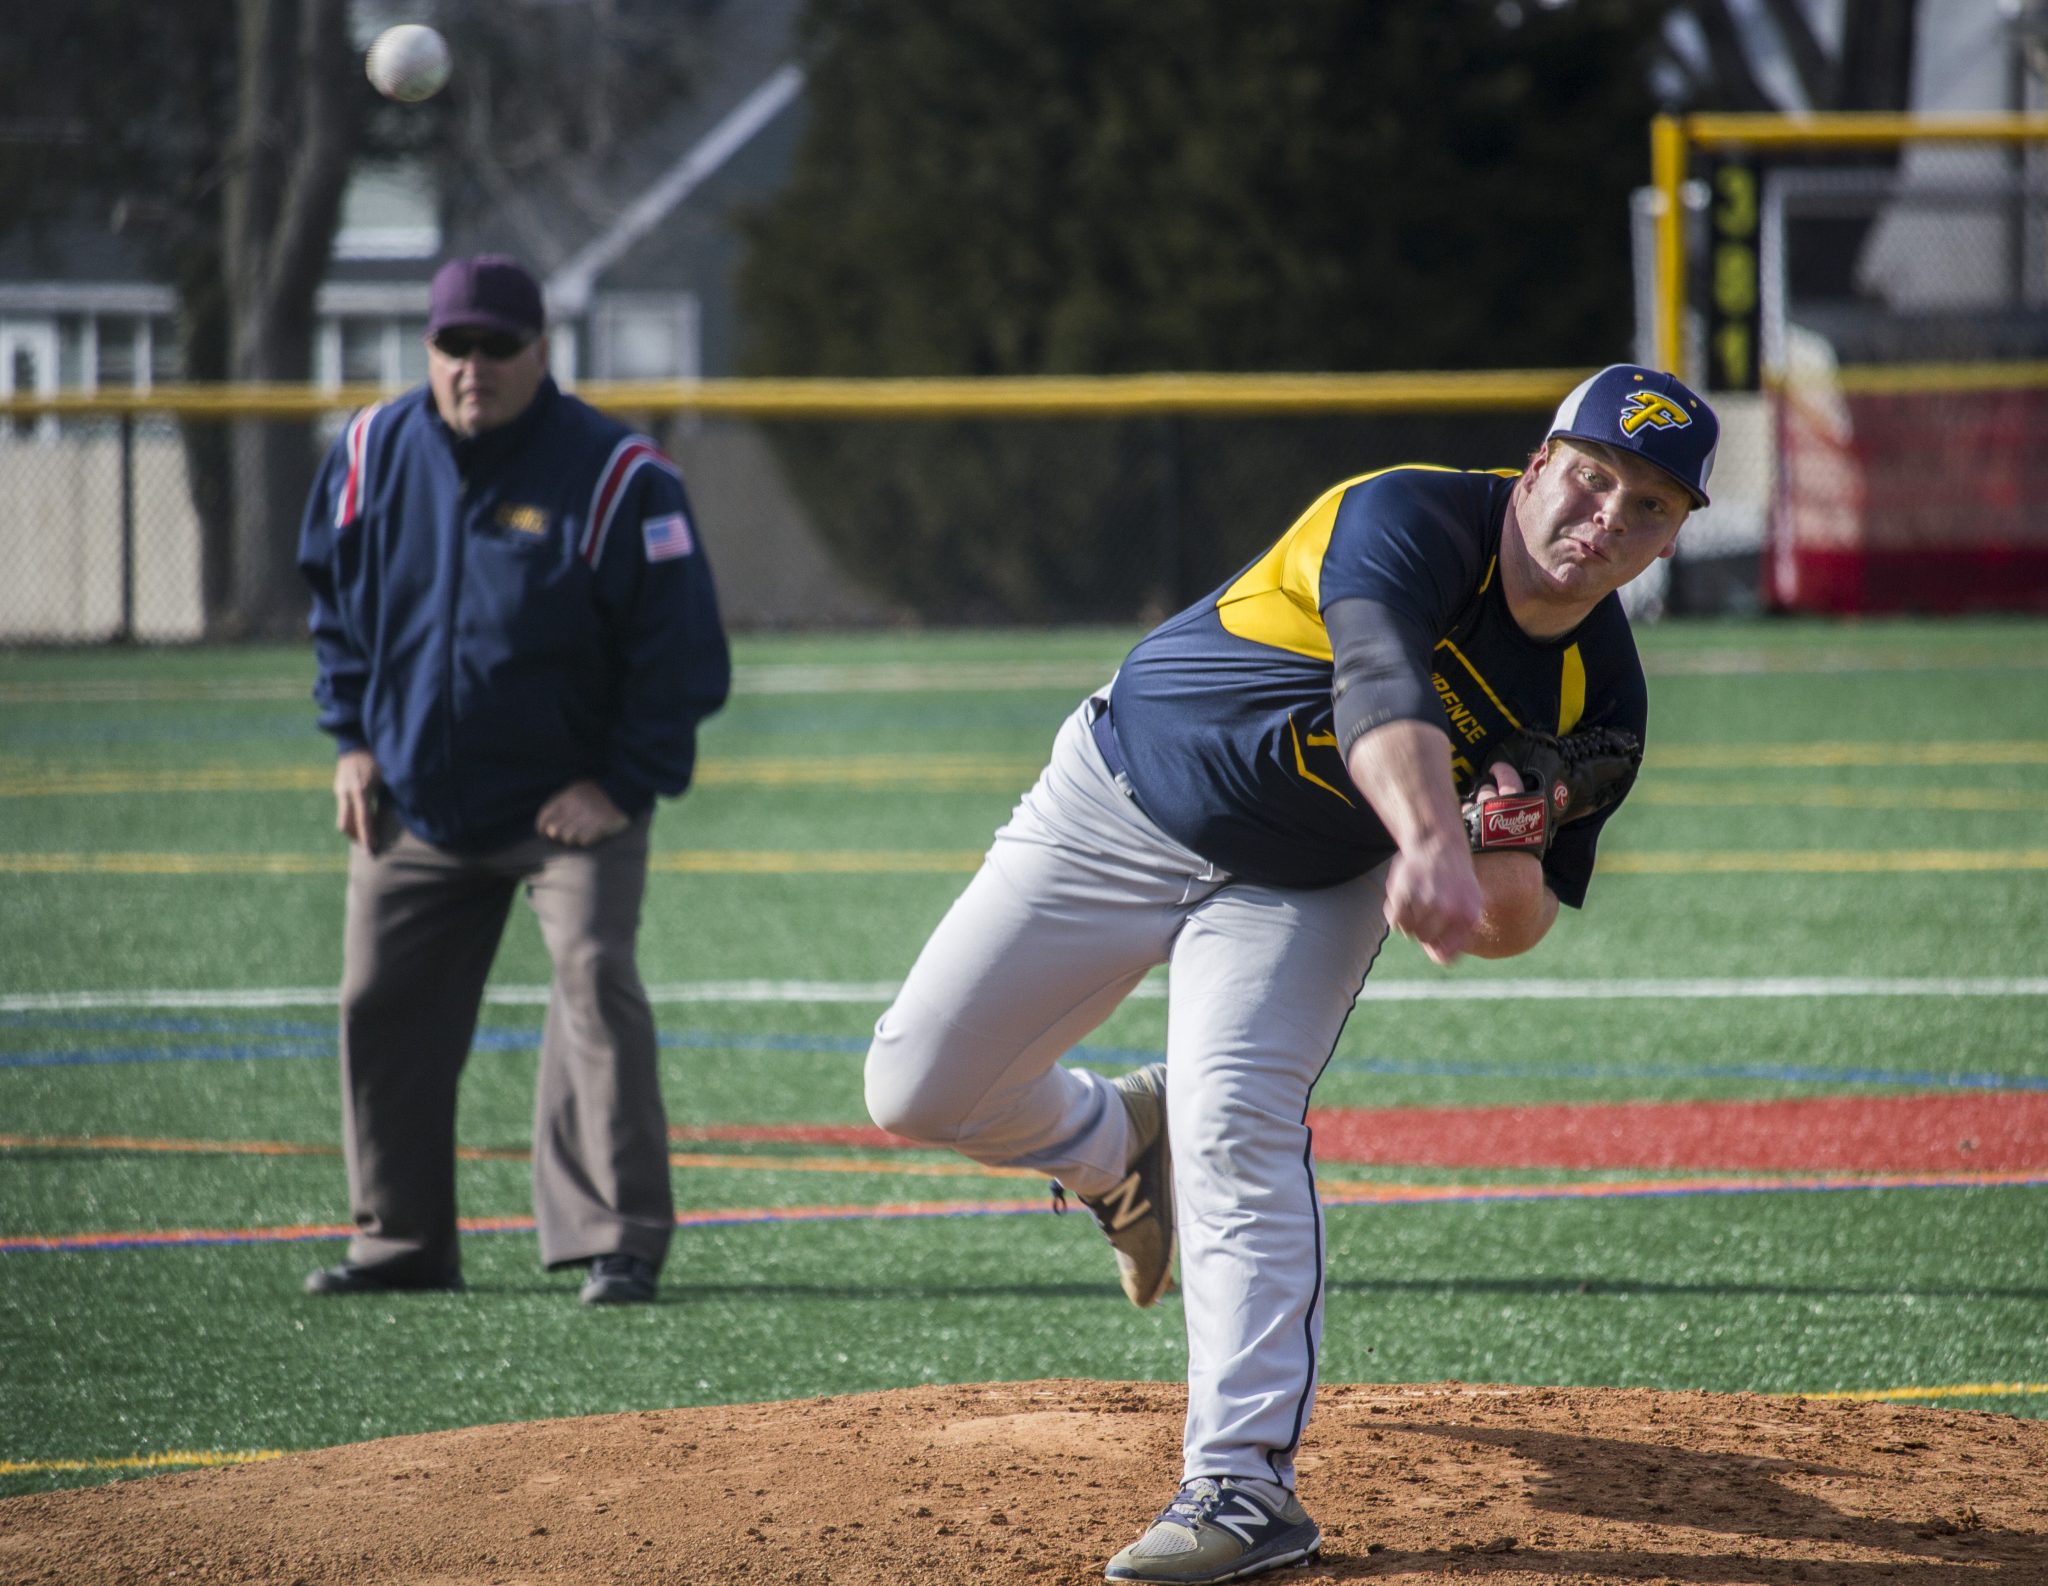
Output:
[1104, 1477, 1322, 1584]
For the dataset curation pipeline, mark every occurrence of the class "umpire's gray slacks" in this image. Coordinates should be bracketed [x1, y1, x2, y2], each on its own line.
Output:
[336, 805, 672, 1278]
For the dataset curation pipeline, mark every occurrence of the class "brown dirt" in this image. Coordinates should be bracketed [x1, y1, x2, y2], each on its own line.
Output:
[3, 1380, 2044, 1585]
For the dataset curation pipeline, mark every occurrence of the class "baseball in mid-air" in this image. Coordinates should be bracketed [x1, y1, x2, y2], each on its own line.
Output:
[366, 24, 451, 103]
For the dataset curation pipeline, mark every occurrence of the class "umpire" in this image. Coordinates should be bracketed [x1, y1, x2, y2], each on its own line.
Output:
[296, 255, 729, 1305]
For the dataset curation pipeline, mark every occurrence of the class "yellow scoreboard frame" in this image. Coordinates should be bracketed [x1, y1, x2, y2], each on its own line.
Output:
[1648, 111, 2048, 386]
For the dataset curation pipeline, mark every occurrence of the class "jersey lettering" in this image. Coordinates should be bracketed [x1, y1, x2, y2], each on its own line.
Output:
[1286, 716, 1354, 805]
[1431, 673, 1488, 744]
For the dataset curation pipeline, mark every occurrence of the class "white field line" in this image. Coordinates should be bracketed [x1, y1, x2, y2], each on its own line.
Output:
[5, 975, 2047, 1013]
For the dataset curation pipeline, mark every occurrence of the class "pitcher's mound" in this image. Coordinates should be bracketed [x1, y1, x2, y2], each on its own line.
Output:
[3, 1380, 2042, 1583]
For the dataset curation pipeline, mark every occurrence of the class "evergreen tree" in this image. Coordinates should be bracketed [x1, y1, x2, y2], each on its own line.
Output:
[744, 0, 1675, 379]
[740, 0, 1678, 619]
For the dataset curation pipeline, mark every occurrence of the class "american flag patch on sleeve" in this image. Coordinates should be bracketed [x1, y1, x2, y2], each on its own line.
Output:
[642, 512, 695, 562]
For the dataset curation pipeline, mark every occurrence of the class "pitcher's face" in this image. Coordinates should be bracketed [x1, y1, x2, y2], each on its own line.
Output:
[1513, 438, 1690, 605]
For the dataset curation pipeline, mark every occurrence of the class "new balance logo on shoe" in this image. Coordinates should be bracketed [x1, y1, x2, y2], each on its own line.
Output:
[1206, 1492, 1276, 1548]
[1097, 1170, 1151, 1231]
[1067, 1064, 1175, 1308]
[1104, 1477, 1323, 1583]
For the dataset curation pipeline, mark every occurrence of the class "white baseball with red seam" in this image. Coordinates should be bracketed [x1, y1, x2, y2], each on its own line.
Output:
[366, 24, 451, 103]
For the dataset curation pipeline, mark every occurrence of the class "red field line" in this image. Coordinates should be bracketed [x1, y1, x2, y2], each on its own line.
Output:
[1304, 1093, 2048, 1173]
[679, 1092, 2048, 1174]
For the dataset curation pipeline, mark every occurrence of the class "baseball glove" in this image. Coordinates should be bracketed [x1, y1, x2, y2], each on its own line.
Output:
[1463, 726, 1642, 856]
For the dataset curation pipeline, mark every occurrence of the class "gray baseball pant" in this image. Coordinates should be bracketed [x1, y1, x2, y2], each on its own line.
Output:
[335, 806, 674, 1279]
[867, 697, 1389, 1493]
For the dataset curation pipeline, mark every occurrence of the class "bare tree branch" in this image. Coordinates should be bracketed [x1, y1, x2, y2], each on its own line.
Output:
[1677, 0, 1775, 110]
[1750, 0, 1836, 105]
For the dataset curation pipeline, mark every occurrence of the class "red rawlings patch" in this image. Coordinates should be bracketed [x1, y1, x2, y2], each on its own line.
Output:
[1478, 793, 1548, 850]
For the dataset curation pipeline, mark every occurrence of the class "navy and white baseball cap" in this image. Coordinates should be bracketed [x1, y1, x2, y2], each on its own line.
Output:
[1545, 364, 1719, 508]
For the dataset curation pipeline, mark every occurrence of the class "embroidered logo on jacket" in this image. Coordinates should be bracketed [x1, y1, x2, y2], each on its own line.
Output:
[496, 503, 550, 536]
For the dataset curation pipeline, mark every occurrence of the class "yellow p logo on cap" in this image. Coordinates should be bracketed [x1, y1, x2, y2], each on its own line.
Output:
[1619, 392, 1692, 436]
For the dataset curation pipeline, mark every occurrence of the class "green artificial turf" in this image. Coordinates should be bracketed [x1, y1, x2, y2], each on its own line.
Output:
[1, 618, 2044, 1496]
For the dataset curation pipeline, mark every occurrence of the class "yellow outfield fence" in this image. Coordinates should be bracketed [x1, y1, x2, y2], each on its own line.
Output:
[0, 367, 1761, 643]
[1648, 111, 2048, 380]
[0, 368, 1588, 422]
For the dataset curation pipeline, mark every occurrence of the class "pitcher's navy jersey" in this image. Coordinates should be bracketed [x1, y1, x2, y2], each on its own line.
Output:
[1108, 466, 1647, 905]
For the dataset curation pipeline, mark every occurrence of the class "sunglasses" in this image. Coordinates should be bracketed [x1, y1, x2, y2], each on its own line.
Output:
[430, 329, 533, 361]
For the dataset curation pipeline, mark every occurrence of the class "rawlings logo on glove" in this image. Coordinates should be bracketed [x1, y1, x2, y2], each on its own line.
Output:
[1463, 726, 1642, 857]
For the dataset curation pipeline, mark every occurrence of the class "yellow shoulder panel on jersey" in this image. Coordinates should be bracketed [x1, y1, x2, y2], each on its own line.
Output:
[1215, 466, 1471, 659]
[1558, 644, 1586, 734]
[1213, 479, 1356, 659]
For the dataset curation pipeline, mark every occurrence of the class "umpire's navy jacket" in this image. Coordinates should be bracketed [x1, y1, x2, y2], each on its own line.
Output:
[298, 378, 730, 852]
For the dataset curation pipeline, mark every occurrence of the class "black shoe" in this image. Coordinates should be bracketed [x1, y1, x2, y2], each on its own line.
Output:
[304, 1261, 464, 1296]
[579, 1253, 659, 1305]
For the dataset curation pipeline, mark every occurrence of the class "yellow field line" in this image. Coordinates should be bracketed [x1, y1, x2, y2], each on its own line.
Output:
[5, 741, 2048, 799]
[0, 1133, 341, 1158]
[669, 1151, 1037, 1180]
[0, 851, 992, 876]
[1636, 785, 2048, 812]
[1802, 1382, 2048, 1404]
[697, 757, 1036, 789]
[1652, 742, 2048, 769]
[1601, 850, 2048, 875]
[6, 848, 2045, 878]
[0, 852, 349, 875]
[0, 756, 1044, 798]
[648, 850, 983, 874]
[0, 1133, 1030, 1182]
[0, 766, 331, 796]
[0, 1449, 284, 1476]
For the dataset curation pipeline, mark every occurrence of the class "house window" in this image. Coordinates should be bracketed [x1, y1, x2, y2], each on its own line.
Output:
[339, 318, 388, 384]
[334, 160, 441, 261]
[150, 319, 185, 383]
[96, 317, 140, 387]
[397, 322, 429, 386]
[0, 321, 59, 440]
[594, 294, 700, 380]
[318, 314, 430, 391]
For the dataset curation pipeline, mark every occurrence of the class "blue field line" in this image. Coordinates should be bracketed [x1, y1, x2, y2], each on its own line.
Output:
[0, 1042, 336, 1069]
[3, 1016, 2046, 1092]
[0, 1013, 334, 1038]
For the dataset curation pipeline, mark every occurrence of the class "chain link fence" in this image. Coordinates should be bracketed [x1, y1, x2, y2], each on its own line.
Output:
[0, 415, 199, 642]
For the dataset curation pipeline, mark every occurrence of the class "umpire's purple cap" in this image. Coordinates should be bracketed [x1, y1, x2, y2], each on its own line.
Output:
[1545, 364, 1718, 508]
[426, 255, 545, 339]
